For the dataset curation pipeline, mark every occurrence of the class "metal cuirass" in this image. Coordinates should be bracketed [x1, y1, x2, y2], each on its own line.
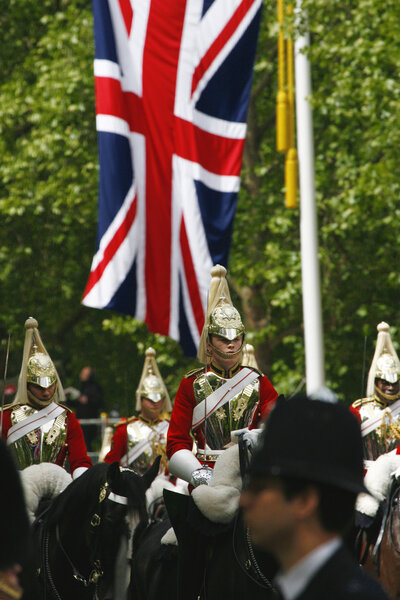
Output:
[9, 404, 68, 469]
[124, 419, 168, 474]
[359, 399, 400, 461]
[193, 369, 260, 456]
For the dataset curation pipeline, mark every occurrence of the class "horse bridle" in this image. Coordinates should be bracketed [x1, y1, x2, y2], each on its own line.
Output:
[42, 480, 128, 599]
[231, 434, 277, 593]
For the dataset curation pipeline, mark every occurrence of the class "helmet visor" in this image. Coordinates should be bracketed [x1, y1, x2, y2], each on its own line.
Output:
[142, 392, 164, 403]
[29, 376, 56, 388]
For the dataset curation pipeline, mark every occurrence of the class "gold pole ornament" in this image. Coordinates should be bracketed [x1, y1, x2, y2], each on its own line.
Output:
[276, 0, 289, 153]
[284, 2, 298, 208]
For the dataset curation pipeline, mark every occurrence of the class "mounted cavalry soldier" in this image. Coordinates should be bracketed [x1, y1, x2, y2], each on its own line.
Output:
[167, 264, 278, 488]
[352, 321, 400, 465]
[352, 322, 400, 536]
[103, 347, 172, 475]
[0, 317, 91, 479]
[160, 265, 278, 599]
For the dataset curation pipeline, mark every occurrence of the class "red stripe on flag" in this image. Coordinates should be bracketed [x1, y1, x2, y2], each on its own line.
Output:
[174, 116, 244, 176]
[191, 0, 254, 98]
[141, 0, 186, 335]
[180, 217, 205, 335]
[82, 196, 137, 298]
[95, 77, 145, 134]
[118, 0, 134, 36]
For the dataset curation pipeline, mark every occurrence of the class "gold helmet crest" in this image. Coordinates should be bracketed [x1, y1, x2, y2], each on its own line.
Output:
[135, 347, 172, 412]
[208, 303, 245, 341]
[375, 353, 400, 385]
[14, 317, 65, 407]
[27, 351, 57, 389]
[197, 265, 245, 364]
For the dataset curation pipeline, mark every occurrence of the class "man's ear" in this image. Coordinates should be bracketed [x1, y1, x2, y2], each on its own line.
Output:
[293, 485, 320, 520]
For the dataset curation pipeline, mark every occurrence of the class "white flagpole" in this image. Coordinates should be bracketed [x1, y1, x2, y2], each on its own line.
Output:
[294, 1, 325, 394]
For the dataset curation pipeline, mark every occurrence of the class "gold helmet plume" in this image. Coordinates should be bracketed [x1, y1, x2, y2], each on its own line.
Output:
[366, 322, 400, 400]
[14, 317, 65, 407]
[135, 347, 172, 413]
[197, 265, 245, 364]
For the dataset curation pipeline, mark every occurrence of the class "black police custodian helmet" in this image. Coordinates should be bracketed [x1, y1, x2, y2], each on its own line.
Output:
[249, 393, 368, 495]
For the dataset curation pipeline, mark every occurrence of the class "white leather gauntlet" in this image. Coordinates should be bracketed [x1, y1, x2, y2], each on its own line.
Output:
[168, 449, 203, 483]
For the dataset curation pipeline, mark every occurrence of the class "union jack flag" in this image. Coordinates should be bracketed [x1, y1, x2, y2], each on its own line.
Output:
[82, 0, 262, 355]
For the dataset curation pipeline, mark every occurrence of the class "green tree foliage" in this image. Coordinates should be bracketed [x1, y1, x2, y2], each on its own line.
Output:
[0, 0, 399, 414]
[230, 0, 400, 400]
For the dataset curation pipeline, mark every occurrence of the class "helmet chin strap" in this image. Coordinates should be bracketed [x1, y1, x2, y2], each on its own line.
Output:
[374, 384, 400, 404]
[207, 337, 244, 360]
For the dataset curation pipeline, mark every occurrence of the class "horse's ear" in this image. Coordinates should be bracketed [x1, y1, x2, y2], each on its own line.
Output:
[142, 455, 161, 490]
[107, 461, 121, 485]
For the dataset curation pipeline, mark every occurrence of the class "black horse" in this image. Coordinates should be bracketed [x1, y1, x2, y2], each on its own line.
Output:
[130, 439, 279, 600]
[130, 489, 279, 600]
[21, 458, 160, 600]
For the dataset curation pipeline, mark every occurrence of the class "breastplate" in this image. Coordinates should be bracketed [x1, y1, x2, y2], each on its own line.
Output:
[125, 419, 168, 474]
[9, 404, 68, 469]
[359, 400, 400, 461]
[193, 369, 260, 451]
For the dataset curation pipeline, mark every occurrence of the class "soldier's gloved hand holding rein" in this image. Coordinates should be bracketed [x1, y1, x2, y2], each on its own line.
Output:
[190, 466, 213, 487]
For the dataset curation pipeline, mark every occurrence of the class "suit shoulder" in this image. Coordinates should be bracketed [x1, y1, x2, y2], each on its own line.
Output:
[58, 403, 72, 413]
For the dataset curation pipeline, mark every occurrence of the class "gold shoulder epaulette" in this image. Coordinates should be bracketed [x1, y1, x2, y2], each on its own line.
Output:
[184, 367, 204, 379]
[352, 397, 372, 408]
[246, 365, 264, 377]
[114, 417, 135, 428]
[61, 404, 73, 413]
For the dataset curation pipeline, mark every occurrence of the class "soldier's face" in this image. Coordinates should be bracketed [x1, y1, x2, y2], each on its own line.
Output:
[28, 382, 56, 401]
[376, 378, 400, 400]
[207, 334, 243, 369]
[140, 397, 164, 420]
[210, 334, 242, 353]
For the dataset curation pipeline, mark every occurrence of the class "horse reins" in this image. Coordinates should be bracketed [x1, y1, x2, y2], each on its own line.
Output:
[231, 434, 278, 594]
[42, 480, 129, 598]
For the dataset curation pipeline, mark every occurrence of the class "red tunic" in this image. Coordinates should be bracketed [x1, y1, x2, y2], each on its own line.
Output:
[166, 364, 278, 460]
[1, 404, 92, 476]
[104, 422, 129, 464]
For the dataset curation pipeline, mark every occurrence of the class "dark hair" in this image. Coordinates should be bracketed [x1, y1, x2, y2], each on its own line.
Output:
[281, 476, 357, 534]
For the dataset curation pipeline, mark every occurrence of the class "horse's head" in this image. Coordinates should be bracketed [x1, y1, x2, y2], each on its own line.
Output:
[84, 456, 162, 598]
[37, 457, 161, 599]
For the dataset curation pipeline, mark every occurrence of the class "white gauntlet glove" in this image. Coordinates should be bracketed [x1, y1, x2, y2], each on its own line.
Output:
[190, 466, 213, 487]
